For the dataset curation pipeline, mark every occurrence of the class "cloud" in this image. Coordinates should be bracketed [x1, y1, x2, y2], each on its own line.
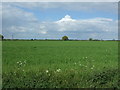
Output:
[54, 15, 117, 33]
[29, 15, 117, 39]
[9, 2, 118, 14]
[2, 3, 48, 38]
[9, 26, 26, 32]
[56, 15, 76, 23]
[2, 3, 38, 29]
[2, 3, 118, 39]
[39, 25, 47, 34]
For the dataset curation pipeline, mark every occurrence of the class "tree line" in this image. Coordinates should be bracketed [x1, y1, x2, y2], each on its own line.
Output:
[0, 34, 117, 41]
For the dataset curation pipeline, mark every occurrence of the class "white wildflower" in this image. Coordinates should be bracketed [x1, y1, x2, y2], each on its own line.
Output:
[24, 60, 26, 63]
[56, 69, 61, 72]
[91, 67, 94, 69]
[46, 70, 49, 73]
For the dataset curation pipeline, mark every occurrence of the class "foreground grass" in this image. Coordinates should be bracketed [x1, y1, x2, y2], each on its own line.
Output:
[2, 41, 118, 88]
[0, 41, 2, 89]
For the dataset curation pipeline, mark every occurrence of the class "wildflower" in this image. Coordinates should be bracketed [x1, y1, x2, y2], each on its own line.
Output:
[56, 69, 61, 72]
[24, 60, 26, 63]
[91, 67, 94, 69]
[46, 70, 49, 73]
[19, 62, 22, 66]
[74, 62, 76, 65]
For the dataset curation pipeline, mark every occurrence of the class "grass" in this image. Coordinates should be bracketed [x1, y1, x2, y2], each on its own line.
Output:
[0, 41, 2, 89]
[2, 41, 118, 88]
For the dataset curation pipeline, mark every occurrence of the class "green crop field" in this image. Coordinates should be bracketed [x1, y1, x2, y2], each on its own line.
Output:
[2, 41, 119, 88]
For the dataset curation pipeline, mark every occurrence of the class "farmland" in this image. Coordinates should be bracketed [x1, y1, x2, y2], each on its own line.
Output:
[2, 41, 118, 88]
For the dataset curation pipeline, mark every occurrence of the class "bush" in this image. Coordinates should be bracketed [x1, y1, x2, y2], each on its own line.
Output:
[62, 36, 69, 41]
[89, 38, 93, 41]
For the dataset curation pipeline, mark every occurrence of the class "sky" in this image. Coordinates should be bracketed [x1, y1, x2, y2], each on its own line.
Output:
[1, 2, 118, 40]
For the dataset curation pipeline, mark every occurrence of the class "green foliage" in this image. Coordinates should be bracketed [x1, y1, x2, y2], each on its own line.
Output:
[0, 34, 4, 40]
[62, 36, 69, 41]
[3, 68, 118, 88]
[89, 38, 93, 41]
[2, 41, 118, 88]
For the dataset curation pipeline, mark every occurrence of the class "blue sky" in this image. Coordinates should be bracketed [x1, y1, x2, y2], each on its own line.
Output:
[2, 2, 118, 40]
[31, 9, 117, 21]
[13, 2, 117, 21]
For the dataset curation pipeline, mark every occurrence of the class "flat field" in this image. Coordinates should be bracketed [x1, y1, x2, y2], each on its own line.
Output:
[2, 41, 118, 88]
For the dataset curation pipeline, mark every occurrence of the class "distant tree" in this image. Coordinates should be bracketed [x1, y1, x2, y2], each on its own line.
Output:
[2, 35, 4, 40]
[93, 39, 99, 41]
[113, 39, 115, 41]
[62, 36, 69, 41]
[89, 38, 93, 41]
[0, 34, 4, 40]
